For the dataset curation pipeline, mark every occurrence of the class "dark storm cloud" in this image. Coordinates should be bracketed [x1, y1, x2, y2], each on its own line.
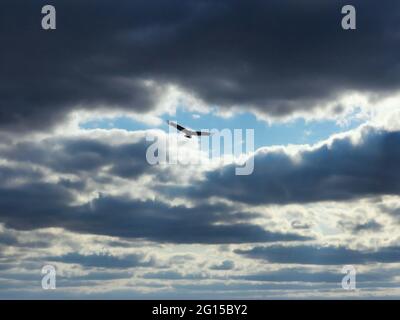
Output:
[236, 245, 400, 265]
[0, 232, 19, 247]
[0, 166, 43, 184]
[3, 137, 153, 179]
[0, 183, 74, 230]
[0, 133, 309, 244]
[0, 182, 310, 244]
[1, 0, 400, 131]
[182, 127, 400, 204]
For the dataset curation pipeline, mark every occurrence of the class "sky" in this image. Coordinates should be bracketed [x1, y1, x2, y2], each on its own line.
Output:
[1, 0, 400, 299]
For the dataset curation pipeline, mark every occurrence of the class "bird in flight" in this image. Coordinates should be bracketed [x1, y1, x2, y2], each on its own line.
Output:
[167, 120, 211, 138]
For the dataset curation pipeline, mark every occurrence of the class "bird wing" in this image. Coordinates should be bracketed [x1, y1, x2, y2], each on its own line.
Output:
[168, 121, 196, 135]
[167, 121, 182, 130]
[175, 123, 187, 132]
[167, 120, 209, 137]
[195, 131, 211, 136]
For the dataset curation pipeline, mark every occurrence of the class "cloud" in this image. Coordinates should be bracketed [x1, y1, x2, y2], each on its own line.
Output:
[234, 268, 395, 283]
[45, 252, 154, 269]
[352, 220, 383, 232]
[236, 245, 400, 265]
[183, 127, 400, 204]
[1, 0, 400, 300]
[2, 0, 400, 131]
[0, 228, 52, 248]
[338, 219, 383, 233]
[0, 130, 311, 245]
[0, 230, 19, 247]
[61, 271, 134, 281]
[142, 271, 207, 280]
[0, 182, 310, 244]
[209, 260, 235, 271]
[3, 136, 151, 178]
[0, 166, 43, 185]
[379, 203, 400, 222]
[291, 220, 312, 230]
